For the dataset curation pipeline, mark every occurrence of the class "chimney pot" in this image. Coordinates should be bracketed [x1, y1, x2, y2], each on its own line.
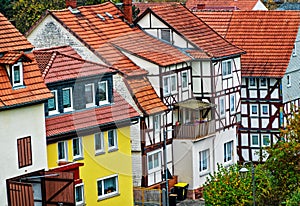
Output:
[66, 0, 77, 9]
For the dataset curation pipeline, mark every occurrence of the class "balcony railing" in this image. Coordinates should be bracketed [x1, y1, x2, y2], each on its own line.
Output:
[174, 120, 216, 140]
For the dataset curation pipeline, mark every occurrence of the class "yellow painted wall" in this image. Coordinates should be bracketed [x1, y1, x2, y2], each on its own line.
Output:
[47, 126, 134, 205]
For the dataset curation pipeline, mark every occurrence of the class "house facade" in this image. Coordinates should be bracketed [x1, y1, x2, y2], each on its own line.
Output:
[0, 12, 77, 206]
[195, 10, 300, 162]
[26, 1, 195, 194]
[33, 46, 139, 205]
[135, 3, 244, 198]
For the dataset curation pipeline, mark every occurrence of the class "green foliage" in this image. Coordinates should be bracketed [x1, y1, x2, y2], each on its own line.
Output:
[286, 188, 300, 206]
[0, 0, 14, 20]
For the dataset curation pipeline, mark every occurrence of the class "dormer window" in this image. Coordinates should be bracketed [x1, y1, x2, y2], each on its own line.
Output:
[48, 90, 59, 115]
[63, 87, 73, 112]
[222, 60, 232, 78]
[98, 81, 109, 105]
[85, 83, 95, 108]
[12, 62, 23, 87]
[161, 29, 171, 43]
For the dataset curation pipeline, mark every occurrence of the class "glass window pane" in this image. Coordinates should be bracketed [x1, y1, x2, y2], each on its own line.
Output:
[182, 72, 187, 88]
[108, 130, 115, 147]
[262, 106, 268, 114]
[75, 185, 83, 202]
[95, 133, 103, 151]
[252, 105, 257, 114]
[97, 181, 103, 196]
[261, 78, 266, 86]
[48, 91, 56, 111]
[227, 61, 231, 74]
[85, 84, 94, 104]
[163, 77, 169, 95]
[13, 65, 21, 83]
[58, 142, 65, 160]
[263, 135, 270, 146]
[99, 82, 107, 102]
[161, 29, 171, 42]
[104, 177, 116, 194]
[73, 138, 79, 156]
[63, 88, 71, 108]
[171, 75, 176, 92]
[148, 155, 153, 170]
[252, 135, 259, 145]
[153, 153, 159, 168]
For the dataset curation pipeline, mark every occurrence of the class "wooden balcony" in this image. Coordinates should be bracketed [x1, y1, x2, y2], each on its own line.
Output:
[174, 120, 216, 140]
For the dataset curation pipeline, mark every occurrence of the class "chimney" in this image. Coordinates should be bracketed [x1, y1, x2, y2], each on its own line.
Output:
[123, 0, 133, 24]
[66, 0, 77, 8]
[197, 4, 205, 10]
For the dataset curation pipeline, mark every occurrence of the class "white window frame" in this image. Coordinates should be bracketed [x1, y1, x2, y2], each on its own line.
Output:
[219, 97, 225, 118]
[73, 137, 83, 160]
[251, 104, 258, 116]
[97, 174, 119, 200]
[154, 115, 160, 133]
[58, 141, 68, 162]
[12, 62, 23, 87]
[147, 150, 162, 174]
[199, 149, 209, 173]
[62, 87, 73, 112]
[181, 70, 188, 90]
[48, 90, 59, 115]
[98, 81, 109, 105]
[249, 77, 256, 88]
[224, 141, 233, 163]
[261, 105, 268, 116]
[85, 83, 95, 108]
[108, 130, 118, 152]
[230, 94, 236, 114]
[163, 74, 177, 96]
[287, 75, 291, 87]
[251, 134, 259, 146]
[262, 134, 270, 147]
[75, 183, 85, 205]
[95, 132, 105, 155]
[222, 59, 232, 78]
[260, 78, 267, 88]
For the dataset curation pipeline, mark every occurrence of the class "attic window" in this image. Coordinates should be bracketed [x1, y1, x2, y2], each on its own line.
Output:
[293, 43, 297, 57]
[97, 14, 105, 21]
[12, 62, 24, 88]
[105, 12, 114, 19]
[161, 29, 171, 43]
[68, 6, 80, 14]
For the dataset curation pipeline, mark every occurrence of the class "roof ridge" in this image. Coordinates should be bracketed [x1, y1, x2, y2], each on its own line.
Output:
[42, 51, 57, 79]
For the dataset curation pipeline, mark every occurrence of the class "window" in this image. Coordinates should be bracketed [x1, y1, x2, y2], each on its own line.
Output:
[95, 132, 104, 155]
[262, 135, 270, 147]
[161, 29, 171, 42]
[85, 83, 95, 108]
[12, 62, 23, 87]
[222, 60, 232, 78]
[224, 141, 233, 162]
[249, 78, 256, 87]
[181, 71, 188, 89]
[260, 78, 267, 87]
[287, 75, 291, 87]
[219, 97, 225, 117]
[251, 105, 258, 116]
[97, 175, 118, 199]
[75, 184, 84, 205]
[17, 136, 32, 168]
[98, 81, 109, 105]
[251, 134, 259, 146]
[154, 115, 160, 133]
[108, 130, 118, 151]
[48, 90, 58, 115]
[58, 141, 68, 162]
[199, 149, 209, 172]
[163, 74, 177, 96]
[63, 87, 73, 112]
[261, 105, 268, 115]
[73, 137, 83, 160]
[184, 109, 191, 123]
[148, 151, 161, 172]
[230, 94, 235, 114]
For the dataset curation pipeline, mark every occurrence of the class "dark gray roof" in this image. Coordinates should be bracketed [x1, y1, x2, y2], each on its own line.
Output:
[277, 3, 300, 10]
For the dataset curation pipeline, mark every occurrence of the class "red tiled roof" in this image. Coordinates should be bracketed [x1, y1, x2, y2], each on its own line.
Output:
[110, 30, 191, 66]
[185, 49, 210, 59]
[186, 0, 260, 11]
[33, 49, 116, 84]
[125, 76, 167, 115]
[144, 4, 244, 59]
[0, 51, 32, 65]
[34, 45, 82, 58]
[46, 91, 139, 137]
[195, 10, 300, 77]
[47, 2, 190, 68]
[0, 13, 33, 53]
[0, 58, 53, 109]
[133, 2, 177, 17]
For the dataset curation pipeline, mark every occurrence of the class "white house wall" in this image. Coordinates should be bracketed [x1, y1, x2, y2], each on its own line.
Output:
[253, 0, 268, 10]
[0, 104, 48, 205]
[27, 15, 105, 64]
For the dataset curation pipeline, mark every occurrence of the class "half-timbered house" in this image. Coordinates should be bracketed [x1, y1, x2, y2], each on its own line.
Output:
[135, 3, 244, 198]
[195, 10, 300, 162]
[26, 0, 194, 194]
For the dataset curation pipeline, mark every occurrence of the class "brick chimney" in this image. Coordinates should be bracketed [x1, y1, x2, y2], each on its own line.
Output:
[197, 4, 205, 10]
[66, 0, 77, 8]
[123, 0, 133, 24]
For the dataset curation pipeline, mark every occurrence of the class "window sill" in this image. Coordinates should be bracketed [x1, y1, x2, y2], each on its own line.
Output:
[199, 170, 210, 177]
[97, 192, 120, 201]
[108, 148, 119, 153]
[73, 156, 84, 161]
[12, 85, 26, 90]
[222, 74, 232, 79]
[95, 151, 105, 156]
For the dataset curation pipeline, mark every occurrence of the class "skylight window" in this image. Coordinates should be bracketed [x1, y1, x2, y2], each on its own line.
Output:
[105, 12, 114, 19]
[97, 14, 105, 21]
